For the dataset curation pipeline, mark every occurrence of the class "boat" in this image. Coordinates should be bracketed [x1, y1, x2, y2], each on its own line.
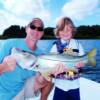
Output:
[48, 77, 100, 100]
[33, 77, 100, 100]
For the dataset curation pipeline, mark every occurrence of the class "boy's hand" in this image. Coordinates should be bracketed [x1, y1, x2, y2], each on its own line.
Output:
[75, 61, 85, 69]
[3, 56, 16, 72]
[51, 62, 67, 77]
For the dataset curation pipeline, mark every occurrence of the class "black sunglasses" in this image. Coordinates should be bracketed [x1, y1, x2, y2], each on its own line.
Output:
[30, 24, 43, 31]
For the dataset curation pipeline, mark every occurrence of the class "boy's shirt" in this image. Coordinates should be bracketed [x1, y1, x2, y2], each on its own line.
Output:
[50, 39, 84, 56]
[50, 39, 85, 91]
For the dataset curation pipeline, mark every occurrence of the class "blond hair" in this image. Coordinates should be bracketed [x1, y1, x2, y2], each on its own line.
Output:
[54, 17, 76, 38]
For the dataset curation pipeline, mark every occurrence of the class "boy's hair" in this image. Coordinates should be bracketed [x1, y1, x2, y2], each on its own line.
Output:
[54, 17, 76, 38]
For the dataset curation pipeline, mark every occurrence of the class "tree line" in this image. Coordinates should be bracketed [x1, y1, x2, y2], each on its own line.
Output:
[0, 25, 100, 39]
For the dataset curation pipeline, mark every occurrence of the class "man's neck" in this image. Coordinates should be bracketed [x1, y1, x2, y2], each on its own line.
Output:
[25, 37, 36, 51]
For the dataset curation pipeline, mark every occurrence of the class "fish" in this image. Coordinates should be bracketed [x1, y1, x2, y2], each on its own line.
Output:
[11, 47, 37, 70]
[11, 47, 96, 80]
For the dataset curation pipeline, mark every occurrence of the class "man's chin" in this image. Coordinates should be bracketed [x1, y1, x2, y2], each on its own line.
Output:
[30, 38, 38, 42]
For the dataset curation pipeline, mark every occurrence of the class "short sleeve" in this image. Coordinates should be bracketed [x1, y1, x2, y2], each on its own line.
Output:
[50, 44, 58, 53]
[0, 40, 12, 63]
[78, 43, 85, 56]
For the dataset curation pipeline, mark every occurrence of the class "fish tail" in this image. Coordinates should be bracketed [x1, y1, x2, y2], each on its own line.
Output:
[88, 48, 96, 66]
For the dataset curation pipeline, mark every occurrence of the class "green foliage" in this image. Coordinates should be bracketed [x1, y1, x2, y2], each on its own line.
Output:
[0, 25, 100, 39]
[74, 25, 100, 39]
[0, 25, 26, 39]
[42, 27, 56, 39]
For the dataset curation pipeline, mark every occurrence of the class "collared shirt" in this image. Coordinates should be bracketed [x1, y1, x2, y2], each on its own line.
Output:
[50, 39, 85, 91]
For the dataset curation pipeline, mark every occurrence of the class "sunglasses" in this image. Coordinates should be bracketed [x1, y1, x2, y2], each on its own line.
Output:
[30, 24, 43, 31]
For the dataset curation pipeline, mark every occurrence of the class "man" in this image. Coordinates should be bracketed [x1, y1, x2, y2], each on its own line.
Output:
[0, 18, 51, 100]
[0, 18, 65, 100]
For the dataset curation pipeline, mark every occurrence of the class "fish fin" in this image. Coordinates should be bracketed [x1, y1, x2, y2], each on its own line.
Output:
[88, 48, 96, 66]
[66, 69, 76, 77]
[67, 71, 74, 77]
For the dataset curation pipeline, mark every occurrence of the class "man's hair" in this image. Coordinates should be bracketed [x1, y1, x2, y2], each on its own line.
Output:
[28, 18, 44, 28]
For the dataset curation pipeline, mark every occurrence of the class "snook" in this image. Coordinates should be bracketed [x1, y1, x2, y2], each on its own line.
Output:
[11, 48, 96, 79]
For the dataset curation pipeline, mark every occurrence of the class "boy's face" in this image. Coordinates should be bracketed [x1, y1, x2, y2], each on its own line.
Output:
[59, 24, 73, 41]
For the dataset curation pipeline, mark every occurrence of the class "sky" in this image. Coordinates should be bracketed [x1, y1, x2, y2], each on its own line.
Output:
[0, 0, 100, 35]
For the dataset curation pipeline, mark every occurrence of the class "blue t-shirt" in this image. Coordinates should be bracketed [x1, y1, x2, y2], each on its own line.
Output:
[0, 39, 43, 100]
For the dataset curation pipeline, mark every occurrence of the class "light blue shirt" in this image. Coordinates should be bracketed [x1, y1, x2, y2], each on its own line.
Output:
[0, 39, 43, 100]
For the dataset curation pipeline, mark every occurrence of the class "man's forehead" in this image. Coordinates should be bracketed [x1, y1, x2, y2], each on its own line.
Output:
[32, 20, 42, 25]
[29, 18, 44, 28]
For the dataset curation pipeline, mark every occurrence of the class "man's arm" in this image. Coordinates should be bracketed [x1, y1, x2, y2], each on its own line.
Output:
[40, 81, 54, 100]
[0, 64, 6, 74]
[39, 62, 66, 100]
[34, 72, 54, 100]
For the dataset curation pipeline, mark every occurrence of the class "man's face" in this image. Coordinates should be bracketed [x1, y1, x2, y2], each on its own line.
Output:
[26, 20, 44, 41]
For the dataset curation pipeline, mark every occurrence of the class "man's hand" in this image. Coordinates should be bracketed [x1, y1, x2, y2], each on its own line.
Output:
[2, 56, 16, 72]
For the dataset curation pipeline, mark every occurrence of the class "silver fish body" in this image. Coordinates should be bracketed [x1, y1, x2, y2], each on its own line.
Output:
[11, 47, 96, 73]
[36, 53, 88, 72]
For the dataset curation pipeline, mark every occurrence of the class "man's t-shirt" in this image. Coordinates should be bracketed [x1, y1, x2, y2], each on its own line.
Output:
[0, 39, 43, 100]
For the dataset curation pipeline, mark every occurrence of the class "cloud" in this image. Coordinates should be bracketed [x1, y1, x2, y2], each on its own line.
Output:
[0, 10, 28, 35]
[0, 0, 51, 35]
[2, 0, 50, 18]
[62, 0, 99, 20]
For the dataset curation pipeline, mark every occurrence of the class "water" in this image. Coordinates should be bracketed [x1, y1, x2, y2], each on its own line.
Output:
[38, 39, 100, 83]
[78, 40, 100, 83]
[0, 39, 100, 82]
